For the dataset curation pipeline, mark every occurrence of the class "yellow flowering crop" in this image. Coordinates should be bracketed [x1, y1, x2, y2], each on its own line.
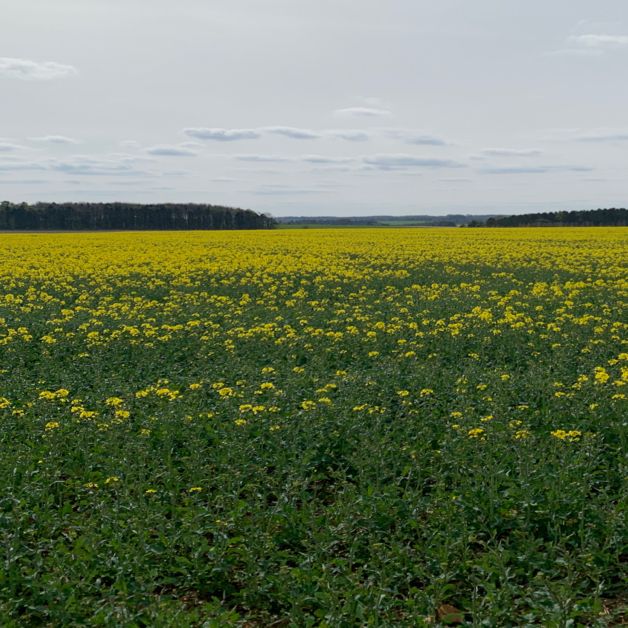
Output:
[0, 227, 625, 624]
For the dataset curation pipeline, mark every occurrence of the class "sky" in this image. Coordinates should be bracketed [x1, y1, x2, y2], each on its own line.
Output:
[1, 0, 627, 216]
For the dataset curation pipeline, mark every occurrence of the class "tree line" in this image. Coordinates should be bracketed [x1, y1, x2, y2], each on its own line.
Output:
[475, 208, 628, 228]
[0, 202, 276, 231]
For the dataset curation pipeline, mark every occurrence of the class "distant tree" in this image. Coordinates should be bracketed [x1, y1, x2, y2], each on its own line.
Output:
[483, 208, 627, 228]
[0, 202, 276, 231]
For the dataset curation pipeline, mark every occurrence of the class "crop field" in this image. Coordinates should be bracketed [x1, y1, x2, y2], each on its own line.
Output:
[0, 227, 626, 626]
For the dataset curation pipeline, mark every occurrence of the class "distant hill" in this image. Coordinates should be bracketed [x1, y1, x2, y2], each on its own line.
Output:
[277, 214, 500, 227]
[480, 208, 628, 228]
[0, 201, 276, 231]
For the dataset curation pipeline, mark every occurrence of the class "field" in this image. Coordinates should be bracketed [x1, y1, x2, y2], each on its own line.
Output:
[0, 227, 626, 626]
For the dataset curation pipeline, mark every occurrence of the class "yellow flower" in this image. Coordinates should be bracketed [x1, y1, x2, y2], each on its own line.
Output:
[44, 421, 60, 430]
[468, 427, 485, 438]
[39, 389, 69, 401]
[594, 368, 610, 384]
[188, 486, 202, 493]
[551, 429, 582, 442]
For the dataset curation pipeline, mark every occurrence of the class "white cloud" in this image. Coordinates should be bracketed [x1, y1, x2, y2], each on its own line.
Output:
[184, 126, 370, 141]
[362, 154, 464, 170]
[550, 32, 628, 56]
[30, 135, 81, 145]
[250, 184, 328, 196]
[568, 34, 628, 49]
[575, 129, 628, 142]
[0, 142, 26, 152]
[546, 48, 603, 57]
[0, 178, 47, 185]
[334, 107, 392, 118]
[235, 154, 294, 162]
[481, 148, 542, 157]
[120, 140, 141, 150]
[48, 155, 152, 176]
[480, 165, 593, 175]
[145, 145, 197, 156]
[328, 130, 370, 142]
[183, 127, 261, 141]
[0, 161, 46, 172]
[301, 155, 354, 164]
[0, 57, 77, 80]
[384, 129, 447, 146]
[263, 126, 321, 139]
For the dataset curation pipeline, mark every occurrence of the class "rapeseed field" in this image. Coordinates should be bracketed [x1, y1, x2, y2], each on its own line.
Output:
[0, 227, 626, 625]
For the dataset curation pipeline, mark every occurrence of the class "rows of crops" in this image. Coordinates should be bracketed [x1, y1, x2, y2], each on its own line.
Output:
[1, 227, 626, 625]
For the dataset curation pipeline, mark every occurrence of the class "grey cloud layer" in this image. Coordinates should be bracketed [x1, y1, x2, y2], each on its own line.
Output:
[2, 1, 626, 215]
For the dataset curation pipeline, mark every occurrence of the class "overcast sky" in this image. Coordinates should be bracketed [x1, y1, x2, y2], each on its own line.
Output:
[1, 0, 627, 216]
